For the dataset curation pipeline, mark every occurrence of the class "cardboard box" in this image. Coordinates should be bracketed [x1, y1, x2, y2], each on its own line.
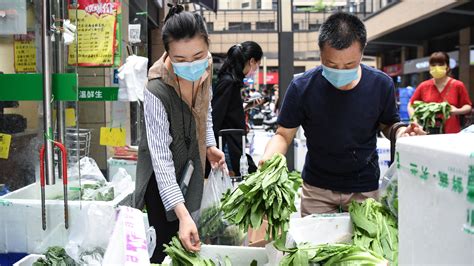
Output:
[397, 134, 474, 265]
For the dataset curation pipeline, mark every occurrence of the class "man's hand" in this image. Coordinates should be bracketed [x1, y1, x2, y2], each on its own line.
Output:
[259, 126, 298, 166]
[175, 204, 201, 252]
[397, 122, 427, 138]
[206, 146, 226, 169]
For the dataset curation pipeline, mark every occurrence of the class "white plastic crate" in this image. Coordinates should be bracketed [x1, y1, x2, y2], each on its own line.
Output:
[397, 134, 474, 265]
[0, 181, 134, 254]
[163, 245, 268, 265]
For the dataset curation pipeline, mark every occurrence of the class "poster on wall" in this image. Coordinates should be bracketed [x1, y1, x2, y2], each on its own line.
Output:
[13, 32, 36, 73]
[67, 0, 120, 66]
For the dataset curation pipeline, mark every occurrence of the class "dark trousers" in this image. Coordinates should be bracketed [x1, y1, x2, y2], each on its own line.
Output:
[145, 173, 179, 263]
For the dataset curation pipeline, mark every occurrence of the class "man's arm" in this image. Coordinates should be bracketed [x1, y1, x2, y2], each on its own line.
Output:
[259, 126, 298, 165]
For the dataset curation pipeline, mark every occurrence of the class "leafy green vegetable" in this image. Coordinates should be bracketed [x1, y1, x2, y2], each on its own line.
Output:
[221, 154, 302, 241]
[163, 236, 219, 266]
[349, 199, 398, 265]
[33, 246, 77, 266]
[381, 176, 398, 218]
[412, 101, 451, 133]
[275, 241, 387, 266]
[198, 205, 244, 246]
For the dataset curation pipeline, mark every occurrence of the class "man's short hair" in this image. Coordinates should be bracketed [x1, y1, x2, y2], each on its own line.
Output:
[318, 12, 367, 51]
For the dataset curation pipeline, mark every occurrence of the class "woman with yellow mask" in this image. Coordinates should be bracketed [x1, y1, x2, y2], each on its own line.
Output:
[408, 51, 472, 133]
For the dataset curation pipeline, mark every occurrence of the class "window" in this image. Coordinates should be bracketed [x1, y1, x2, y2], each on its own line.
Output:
[272, 0, 278, 10]
[256, 22, 275, 31]
[257, 0, 262, 9]
[228, 22, 251, 31]
[242, 2, 249, 8]
[309, 23, 321, 31]
[206, 22, 214, 32]
[293, 23, 300, 31]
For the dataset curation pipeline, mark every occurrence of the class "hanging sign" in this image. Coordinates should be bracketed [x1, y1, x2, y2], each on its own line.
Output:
[13, 33, 36, 73]
[100, 127, 126, 147]
[0, 133, 12, 160]
[68, 0, 120, 66]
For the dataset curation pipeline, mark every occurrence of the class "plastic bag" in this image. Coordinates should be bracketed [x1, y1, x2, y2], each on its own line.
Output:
[65, 204, 116, 262]
[198, 169, 245, 246]
[68, 157, 106, 183]
[111, 167, 134, 196]
[380, 163, 398, 218]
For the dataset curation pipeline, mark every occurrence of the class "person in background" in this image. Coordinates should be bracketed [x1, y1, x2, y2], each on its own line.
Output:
[211, 41, 263, 176]
[134, 4, 225, 263]
[408, 51, 472, 133]
[260, 12, 426, 215]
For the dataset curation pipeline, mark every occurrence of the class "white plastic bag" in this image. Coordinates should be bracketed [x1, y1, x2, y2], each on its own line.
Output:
[68, 157, 106, 183]
[111, 168, 134, 196]
[380, 163, 398, 218]
[198, 169, 244, 245]
[118, 55, 148, 102]
[65, 204, 116, 263]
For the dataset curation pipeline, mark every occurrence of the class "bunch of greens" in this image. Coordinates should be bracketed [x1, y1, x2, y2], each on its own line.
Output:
[221, 153, 302, 241]
[33, 246, 77, 266]
[275, 241, 387, 266]
[53, 181, 114, 201]
[164, 236, 233, 266]
[349, 199, 398, 264]
[412, 101, 451, 133]
[198, 206, 244, 246]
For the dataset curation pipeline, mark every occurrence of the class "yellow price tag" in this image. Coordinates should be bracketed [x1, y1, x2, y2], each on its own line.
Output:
[0, 133, 12, 159]
[65, 108, 76, 127]
[100, 127, 126, 147]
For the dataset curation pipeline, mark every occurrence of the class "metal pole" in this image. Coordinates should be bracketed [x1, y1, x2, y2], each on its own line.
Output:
[263, 56, 267, 90]
[278, 0, 294, 170]
[42, 0, 55, 185]
[55, 0, 66, 180]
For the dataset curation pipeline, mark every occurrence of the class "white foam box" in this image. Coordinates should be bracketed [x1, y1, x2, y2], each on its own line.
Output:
[13, 254, 45, 266]
[163, 245, 269, 265]
[107, 158, 137, 181]
[397, 134, 474, 265]
[0, 181, 134, 254]
[288, 213, 353, 245]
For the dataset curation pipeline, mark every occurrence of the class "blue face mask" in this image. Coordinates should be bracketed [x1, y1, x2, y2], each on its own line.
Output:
[172, 57, 209, 81]
[322, 64, 359, 88]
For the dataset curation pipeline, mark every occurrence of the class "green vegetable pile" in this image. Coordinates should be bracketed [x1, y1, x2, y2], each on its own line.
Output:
[275, 241, 387, 266]
[412, 101, 451, 133]
[221, 153, 302, 241]
[163, 236, 232, 266]
[33, 246, 77, 266]
[349, 199, 398, 265]
[198, 205, 244, 246]
[53, 181, 114, 201]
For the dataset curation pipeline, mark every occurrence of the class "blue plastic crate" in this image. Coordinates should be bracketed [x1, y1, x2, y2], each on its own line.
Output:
[0, 253, 28, 266]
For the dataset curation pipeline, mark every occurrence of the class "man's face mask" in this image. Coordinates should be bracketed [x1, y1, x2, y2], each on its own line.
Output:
[171, 57, 209, 81]
[322, 64, 359, 88]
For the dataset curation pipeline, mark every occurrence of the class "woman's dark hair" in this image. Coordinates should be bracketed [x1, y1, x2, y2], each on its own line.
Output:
[318, 12, 366, 51]
[429, 51, 451, 75]
[218, 41, 263, 83]
[161, 4, 209, 52]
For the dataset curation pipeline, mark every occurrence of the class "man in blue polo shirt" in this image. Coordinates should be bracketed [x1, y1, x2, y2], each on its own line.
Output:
[261, 12, 425, 215]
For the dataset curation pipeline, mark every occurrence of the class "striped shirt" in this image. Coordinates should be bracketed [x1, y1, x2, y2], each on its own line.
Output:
[143, 87, 216, 211]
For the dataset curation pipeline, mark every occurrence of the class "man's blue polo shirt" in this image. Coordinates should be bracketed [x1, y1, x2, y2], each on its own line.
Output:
[278, 64, 400, 192]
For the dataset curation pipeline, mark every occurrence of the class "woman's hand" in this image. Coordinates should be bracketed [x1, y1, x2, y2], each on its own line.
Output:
[175, 203, 201, 252]
[450, 105, 460, 115]
[397, 122, 427, 138]
[206, 146, 226, 169]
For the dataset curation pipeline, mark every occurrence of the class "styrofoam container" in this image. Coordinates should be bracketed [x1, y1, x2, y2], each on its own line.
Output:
[397, 134, 474, 265]
[288, 213, 353, 245]
[13, 254, 45, 266]
[163, 245, 268, 265]
[0, 181, 134, 254]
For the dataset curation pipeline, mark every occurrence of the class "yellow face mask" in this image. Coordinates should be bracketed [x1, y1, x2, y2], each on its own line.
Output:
[429, 65, 447, 79]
